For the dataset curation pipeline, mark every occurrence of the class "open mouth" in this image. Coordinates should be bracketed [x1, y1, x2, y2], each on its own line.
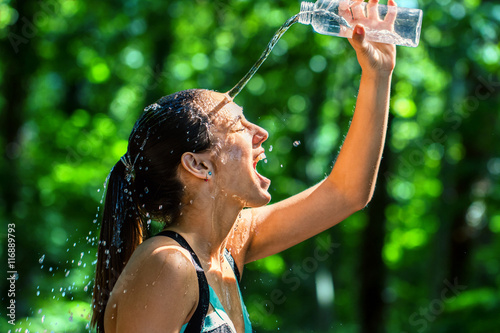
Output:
[253, 152, 266, 170]
[253, 151, 270, 187]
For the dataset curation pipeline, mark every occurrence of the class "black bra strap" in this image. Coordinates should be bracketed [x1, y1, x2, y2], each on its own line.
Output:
[156, 230, 209, 333]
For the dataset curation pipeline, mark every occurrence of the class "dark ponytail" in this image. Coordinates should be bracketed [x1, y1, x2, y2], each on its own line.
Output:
[91, 161, 143, 332]
[91, 89, 216, 332]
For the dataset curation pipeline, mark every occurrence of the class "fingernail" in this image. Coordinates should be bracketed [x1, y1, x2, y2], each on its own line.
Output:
[356, 26, 363, 34]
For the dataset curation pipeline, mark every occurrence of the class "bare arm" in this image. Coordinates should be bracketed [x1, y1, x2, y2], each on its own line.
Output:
[230, 1, 397, 265]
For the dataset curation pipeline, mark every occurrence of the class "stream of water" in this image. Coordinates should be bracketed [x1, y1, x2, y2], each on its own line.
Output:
[226, 14, 300, 99]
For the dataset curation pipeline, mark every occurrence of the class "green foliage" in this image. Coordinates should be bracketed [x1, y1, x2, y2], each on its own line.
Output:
[1, 0, 499, 332]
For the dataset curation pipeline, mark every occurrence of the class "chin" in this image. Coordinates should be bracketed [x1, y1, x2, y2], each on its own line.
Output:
[246, 190, 271, 208]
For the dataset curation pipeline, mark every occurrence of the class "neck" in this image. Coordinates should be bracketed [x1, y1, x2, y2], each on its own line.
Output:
[167, 187, 243, 266]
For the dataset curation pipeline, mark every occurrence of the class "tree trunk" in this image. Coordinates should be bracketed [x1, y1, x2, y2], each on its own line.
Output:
[359, 131, 392, 333]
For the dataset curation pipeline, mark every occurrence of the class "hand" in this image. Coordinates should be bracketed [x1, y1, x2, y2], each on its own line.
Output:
[339, 0, 398, 34]
[340, 0, 397, 75]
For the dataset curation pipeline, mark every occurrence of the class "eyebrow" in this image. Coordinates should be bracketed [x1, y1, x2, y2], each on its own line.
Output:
[229, 114, 243, 128]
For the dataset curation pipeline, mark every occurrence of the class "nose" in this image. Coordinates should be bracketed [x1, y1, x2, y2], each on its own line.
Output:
[252, 124, 268, 147]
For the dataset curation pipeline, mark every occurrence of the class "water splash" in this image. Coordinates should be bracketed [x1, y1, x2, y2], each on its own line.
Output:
[226, 14, 300, 99]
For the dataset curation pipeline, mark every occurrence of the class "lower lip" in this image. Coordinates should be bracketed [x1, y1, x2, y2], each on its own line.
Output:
[254, 168, 271, 188]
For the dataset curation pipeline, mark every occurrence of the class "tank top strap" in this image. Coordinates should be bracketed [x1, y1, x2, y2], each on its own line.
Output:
[223, 248, 241, 282]
[223, 250, 252, 332]
[156, 230, 210, 333]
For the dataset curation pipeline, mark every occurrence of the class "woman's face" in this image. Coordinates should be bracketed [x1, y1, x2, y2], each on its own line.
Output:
[207, 91, 271, 208]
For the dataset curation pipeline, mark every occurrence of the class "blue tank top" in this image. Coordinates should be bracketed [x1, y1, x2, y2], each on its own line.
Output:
[156, 231, 252, 333]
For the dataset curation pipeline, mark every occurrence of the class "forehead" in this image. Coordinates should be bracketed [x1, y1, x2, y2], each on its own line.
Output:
[207, 91, 244, 124]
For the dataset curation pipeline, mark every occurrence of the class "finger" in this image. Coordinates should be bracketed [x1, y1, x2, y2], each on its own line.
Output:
[338, 0, 353, 23]
[350, 0, 365, 20]
[367, 0, 380, 21]
[384, 0, 398, 28]
[349, 24, 367, 48]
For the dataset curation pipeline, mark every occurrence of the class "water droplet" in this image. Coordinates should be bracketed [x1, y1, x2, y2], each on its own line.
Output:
[123, 289, 127, 293]
[269, 145, 273, 152]
[144, 187, 149, 194]
[159, 205, 163, 210]
[293, 140, 301, 147]
[39, 254, 45, 264]
[264, 159, 268, 164]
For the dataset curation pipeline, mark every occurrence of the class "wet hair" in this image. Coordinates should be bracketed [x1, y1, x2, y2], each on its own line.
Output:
[91, 89, 216, 332]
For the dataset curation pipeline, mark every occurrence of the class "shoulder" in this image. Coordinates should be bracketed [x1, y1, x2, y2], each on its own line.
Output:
[108, 237, 199, 330]
[127, 236, 198, 287]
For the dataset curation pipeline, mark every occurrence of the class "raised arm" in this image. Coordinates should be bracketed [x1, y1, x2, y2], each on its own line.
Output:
[230, 1, 397, 265]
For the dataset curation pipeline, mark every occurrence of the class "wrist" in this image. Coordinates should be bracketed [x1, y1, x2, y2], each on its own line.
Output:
[361, 69, 394, 82]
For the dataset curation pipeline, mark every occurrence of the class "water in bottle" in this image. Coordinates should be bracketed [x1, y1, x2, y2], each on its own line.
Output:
[298, 0, 423, 47]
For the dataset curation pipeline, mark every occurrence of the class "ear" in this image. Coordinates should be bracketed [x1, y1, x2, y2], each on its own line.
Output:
[180, 152, 212, 181]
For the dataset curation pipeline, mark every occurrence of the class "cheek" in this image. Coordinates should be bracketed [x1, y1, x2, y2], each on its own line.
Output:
[228, 145, 243, 161]
[217, 134, 248, 164]
[219, 145, 243, 166]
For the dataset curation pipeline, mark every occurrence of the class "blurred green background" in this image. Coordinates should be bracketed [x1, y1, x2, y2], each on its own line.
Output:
[1, 0, 499, 332]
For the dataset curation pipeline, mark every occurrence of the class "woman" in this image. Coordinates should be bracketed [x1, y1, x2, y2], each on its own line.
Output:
[91, 2, 397, 331]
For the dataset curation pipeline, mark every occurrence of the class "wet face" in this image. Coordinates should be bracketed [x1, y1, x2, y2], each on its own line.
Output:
[206, 91, 271, 207]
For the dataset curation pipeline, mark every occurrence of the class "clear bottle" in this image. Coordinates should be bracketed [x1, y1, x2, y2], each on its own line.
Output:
[298, 0, 423, 47]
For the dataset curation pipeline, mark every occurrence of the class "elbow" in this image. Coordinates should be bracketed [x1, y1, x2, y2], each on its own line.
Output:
[353, 180, 378, 211]
[356, 195, 373, 211]
[350, 190, 375, 212]
[326, 179, 375, 213]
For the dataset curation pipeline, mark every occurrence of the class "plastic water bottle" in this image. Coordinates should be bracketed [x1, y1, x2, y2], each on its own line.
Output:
[298, 0, 423, 47]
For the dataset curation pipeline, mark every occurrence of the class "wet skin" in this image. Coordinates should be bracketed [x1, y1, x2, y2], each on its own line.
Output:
[103, 3, 396, 330]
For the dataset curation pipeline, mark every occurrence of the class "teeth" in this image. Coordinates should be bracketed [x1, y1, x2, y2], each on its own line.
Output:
[257, 153, 266, 162]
